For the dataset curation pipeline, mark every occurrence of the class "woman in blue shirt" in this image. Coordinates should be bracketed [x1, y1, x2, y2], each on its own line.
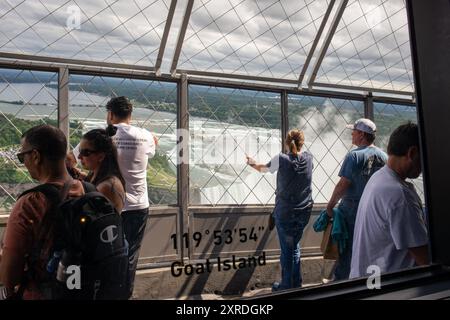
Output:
[247, 129, 313, 291]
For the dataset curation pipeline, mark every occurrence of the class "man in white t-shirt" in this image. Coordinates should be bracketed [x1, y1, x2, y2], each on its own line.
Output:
[106, 96, 156, 298]
[350, 122, 429, 279]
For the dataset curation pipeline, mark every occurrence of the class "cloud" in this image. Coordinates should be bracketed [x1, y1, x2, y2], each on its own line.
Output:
[0, 0, 413, 90]
[0, 0, 166, 64]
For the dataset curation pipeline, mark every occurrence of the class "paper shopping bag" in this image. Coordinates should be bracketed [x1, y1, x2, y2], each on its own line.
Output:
[320, 222, 339, 260]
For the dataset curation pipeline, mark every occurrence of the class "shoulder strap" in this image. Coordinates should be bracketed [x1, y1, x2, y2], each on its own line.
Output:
[81, 181, 97, 193]
[19, 183, 61, 201]
[16, 184, 64, 299]
[19, 181, 76, 206]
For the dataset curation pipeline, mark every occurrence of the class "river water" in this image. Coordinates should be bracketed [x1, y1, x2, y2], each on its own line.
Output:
[0, 83, 281, 204]
[0, 83, 423, 204]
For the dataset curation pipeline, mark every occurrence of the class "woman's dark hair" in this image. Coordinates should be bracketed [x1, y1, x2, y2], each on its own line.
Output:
[22, 125, 67, 161]
[83, 125, 125, 188]
[387, 122, 419, 156]
[105, 96, 133, 119]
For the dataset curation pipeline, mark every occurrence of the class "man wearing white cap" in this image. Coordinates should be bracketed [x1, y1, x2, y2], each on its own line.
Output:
[326, 118, 387, 281]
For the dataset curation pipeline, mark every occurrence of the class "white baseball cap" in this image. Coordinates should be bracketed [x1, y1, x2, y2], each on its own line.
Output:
[346, 118, 377, 134]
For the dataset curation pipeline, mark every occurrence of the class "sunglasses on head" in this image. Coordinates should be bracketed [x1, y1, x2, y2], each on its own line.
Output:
[16, 149, 35, 163]
[79, 148, 98, 157]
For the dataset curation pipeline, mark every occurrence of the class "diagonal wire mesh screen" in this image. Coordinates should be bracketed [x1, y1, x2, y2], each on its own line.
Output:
[68, 74, 178, 205]
[178, 0, 330, 80]
[0, 0, 419, 208]
[374, 101, 416, 150]
[0, 0, 170, 66]
[315, 0, 413, 92]
[0, 68, 58, 213]
[288, 94, 364, 203]
[188, 84, 281, 205]
[373, 101, 424, 202]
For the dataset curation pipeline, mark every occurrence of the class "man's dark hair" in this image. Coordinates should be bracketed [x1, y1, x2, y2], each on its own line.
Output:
[362, 132, 376, 144]
[105, 96, 133, 119]
[387, 122, 419, 156]
[22, 125, 67, 161]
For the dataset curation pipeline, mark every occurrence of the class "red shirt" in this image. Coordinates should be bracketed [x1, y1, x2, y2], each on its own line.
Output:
[1, 181, 84, 299]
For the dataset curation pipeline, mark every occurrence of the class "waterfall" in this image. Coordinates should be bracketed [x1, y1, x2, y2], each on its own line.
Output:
[199, 170, 277, 205]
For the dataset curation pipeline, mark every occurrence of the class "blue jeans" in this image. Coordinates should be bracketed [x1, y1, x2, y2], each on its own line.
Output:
[121, 208, 149, 299]
[273, 207, 312, 290]
[333, 200, 358, 281]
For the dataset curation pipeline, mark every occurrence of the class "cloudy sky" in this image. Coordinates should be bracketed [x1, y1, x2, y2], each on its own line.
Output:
[0, 0, 413, 92]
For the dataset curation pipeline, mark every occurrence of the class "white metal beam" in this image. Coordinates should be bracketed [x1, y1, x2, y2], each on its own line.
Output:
[155, 0, 178, 76]
[0, 52, 154, 72]
[298, 0, 336, 87]
[307, 0, 349, 87]
[312, 81, 414, 97]
[170, 0, 194, 76]
[177, 68, 299, 85]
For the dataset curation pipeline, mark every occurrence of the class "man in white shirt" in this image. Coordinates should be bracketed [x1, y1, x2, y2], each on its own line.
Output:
[350, 122, 429, 279]
[106, 96, 156, 298]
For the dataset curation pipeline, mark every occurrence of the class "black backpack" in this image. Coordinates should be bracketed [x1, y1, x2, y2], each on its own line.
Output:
[362, 153, 386, 182]
[19, 181, 129, 300]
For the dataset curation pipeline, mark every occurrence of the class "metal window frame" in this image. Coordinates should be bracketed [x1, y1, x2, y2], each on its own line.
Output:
[0, 52, 415, 100]
[281, 90, 289, 149]
[0, 58, 416, 213]
[0, 52, 155, 72]
[187, 75, 367, 101]
[164, 0, 416, 99]
[170, 0, 194, 76]
[0, 0, 428, 277]
[250, 1, 450, 300]
[313, 81, 414, 97]
[176, 69, 300, 86]
[364, 92, 374, 120]
[155, 0, 178, 76]
[177, 73, 189, 260]
[0, 0, 416, 99]
[406, 0, 450, 266]
[298, 0, 337, 87]
[184, 75, 369, 209]
[307, 0, 349, 87]
[0, 58, 419, 269]
[58, 67, 69, 141]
